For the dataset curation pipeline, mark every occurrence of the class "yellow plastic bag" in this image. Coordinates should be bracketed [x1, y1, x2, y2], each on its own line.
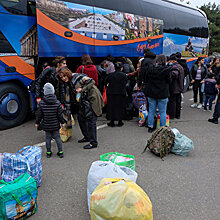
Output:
[90, 178, 153, 220]
[59, 116, 75, 143]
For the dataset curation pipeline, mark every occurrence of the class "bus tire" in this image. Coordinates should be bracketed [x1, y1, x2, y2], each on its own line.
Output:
[183, 75, 190, 93]
[0, 83, 29, 130]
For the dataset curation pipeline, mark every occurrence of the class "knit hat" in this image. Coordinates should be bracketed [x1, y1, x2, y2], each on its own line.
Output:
[43, 83, 54, 95]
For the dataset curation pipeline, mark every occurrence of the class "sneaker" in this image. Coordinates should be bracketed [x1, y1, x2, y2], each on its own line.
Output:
[190, 103, 197, 108]
[57, 151, 64, 158]
[148, 127, 154, 133]
[46, 152, 52, 158]
[197, 104, 202, 109]
[208, 118, 218, 124]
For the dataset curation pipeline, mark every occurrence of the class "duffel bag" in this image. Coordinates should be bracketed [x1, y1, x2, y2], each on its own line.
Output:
[132, 91, 147, 110]
[0, 172, 38, 220]
[2, 146, 42, 187]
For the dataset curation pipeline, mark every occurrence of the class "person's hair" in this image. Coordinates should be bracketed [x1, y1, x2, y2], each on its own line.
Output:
[57, 66, 72, 80]
[106, 55, 114, 62]
[195, 57, 204, 64]
[167, 54, 177, 61]
[52, 56, 66, 67]
[114, 62, 123, 71]
[155, 55, 167, 66]
[42, 62, 49, 69]
[117, 56, 127, 64]
[175, 52, 182, 59]
[81, 54, 93, 65]
[207, 72, 215, 79]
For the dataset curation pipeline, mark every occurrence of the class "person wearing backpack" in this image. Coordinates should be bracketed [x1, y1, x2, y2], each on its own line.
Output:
[144, 55, 172, 133]
[35, 83, 65, 158]
[167, 54, 184, 119]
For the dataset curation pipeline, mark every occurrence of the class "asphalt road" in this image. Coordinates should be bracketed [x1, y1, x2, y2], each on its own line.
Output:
[0, 90, 220, 220]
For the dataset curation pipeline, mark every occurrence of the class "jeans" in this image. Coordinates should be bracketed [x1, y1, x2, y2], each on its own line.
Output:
[77, 110, 98, 147]
[204, 94, 216, 110]
[46, 130, 62, 152]
[193, 80, 203, 103]
[147, 97, 168, 127]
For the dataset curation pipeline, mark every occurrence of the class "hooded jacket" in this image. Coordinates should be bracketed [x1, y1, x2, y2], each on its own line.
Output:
[138, 49, 156, 87]
[144, 65, 172, 99]
[169, 62, 185, 94]
[36, 94, 64, 132]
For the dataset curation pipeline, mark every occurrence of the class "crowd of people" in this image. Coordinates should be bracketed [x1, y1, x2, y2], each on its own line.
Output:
[34, 51, 220, 157]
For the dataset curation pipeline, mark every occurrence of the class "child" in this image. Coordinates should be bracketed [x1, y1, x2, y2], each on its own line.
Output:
[35, 83, 65, 158]
[203, 72, 217, 111]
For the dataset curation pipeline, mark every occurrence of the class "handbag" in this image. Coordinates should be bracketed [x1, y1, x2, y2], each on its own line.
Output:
[102, 87, 107, 106]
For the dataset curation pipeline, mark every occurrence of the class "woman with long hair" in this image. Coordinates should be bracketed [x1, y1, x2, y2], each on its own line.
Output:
[57, 66, 104, 149]
[75, 54, 98, 86]
[190, 57, 208, 109]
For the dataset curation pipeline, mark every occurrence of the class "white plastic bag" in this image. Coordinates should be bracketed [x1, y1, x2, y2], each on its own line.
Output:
[87, 161, 138, 211]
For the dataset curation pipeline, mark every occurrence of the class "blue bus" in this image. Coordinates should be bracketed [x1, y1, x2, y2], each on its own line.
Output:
[0, 0, 209, 129]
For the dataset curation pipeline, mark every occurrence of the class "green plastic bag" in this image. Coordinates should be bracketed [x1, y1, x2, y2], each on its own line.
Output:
[100, 152, 135, 171]
[0, 172, 38, 220]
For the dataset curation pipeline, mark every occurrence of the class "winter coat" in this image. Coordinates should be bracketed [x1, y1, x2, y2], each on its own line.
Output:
[70, 74, 104, 116]
[211, 65, 220, 79]
[35, 67, 58, 98]
[169, 62, 185, 94]
[204, 78, 217, 95]
[190, 64, 208, 81]
[36, 94, 64, 132]
[105, 71, 127, 95]
[76, 65, 98, 86]
[144, 65, 172, 99]
[138, 50, 156, 87]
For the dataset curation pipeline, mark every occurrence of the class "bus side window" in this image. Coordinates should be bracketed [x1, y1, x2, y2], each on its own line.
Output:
[0, 31, 16, 53]
[0, 0, 27, 15]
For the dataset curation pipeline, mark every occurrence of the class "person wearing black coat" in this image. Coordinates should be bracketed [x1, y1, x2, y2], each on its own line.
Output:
[35, 83, 65, 158]
[190, 57, 208, 109]
[144, 55, 172, 132]
[105, 62, 128, 127]
[138, 48, 156, 89]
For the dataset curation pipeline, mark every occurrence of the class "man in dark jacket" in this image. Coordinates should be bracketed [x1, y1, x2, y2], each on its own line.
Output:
[176, 52, 190, 79]
[138, 48, 156, 89]
[167, 54, 184, 119]
[208, 77, 220, 124]
[35, 83, 65, 158]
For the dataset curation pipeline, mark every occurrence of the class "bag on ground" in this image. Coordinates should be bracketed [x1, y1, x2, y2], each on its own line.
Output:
[87, 161, 138, 211]
[156, 115, 170, 129]
[90, 178, 153, 220]
[139, 104, 148, 127]
[60, 115, 75, 143]
[132, 91, 147, 110]
[100, 152, 135, 170]
[2, 146, 42, 187]
[171, 128, 194, 156]
[0, 172, 38, 220]
[143, 126, 175, 158]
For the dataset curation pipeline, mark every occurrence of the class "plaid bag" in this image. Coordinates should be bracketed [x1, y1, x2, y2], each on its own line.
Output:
[132, 91, 147, 109]
[17, 146, 42, 187]
[2, 146, 42, 187]
[142, 126, 175, 158]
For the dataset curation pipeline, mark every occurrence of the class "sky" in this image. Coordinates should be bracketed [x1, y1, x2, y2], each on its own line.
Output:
[170, 0, 220, 8]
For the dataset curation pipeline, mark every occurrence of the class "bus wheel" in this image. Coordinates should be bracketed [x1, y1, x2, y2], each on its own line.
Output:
[183, 75, 190, 93]
[0, 83, 29, 130]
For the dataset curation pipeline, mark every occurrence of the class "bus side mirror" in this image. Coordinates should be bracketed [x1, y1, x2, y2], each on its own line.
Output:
[5, 67, 16, 73]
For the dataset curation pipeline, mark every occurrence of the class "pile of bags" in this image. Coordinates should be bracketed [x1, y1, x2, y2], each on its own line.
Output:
[0, 146, 42, 219]
[87, 152, 153, 220]
[143, 126, 194, 159]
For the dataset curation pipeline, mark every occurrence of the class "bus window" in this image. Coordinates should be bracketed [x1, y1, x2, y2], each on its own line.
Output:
[0, 31, 16, 53]
[0, 0, 27, 15]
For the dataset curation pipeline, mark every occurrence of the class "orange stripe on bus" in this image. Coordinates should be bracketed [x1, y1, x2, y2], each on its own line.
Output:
[187, 55, 208, 63]
[37, 9, 163, 46]
[0, 56, 35, 80]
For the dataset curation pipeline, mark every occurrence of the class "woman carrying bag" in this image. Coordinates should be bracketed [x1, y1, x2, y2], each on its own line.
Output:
[57, 67, 104, 149]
